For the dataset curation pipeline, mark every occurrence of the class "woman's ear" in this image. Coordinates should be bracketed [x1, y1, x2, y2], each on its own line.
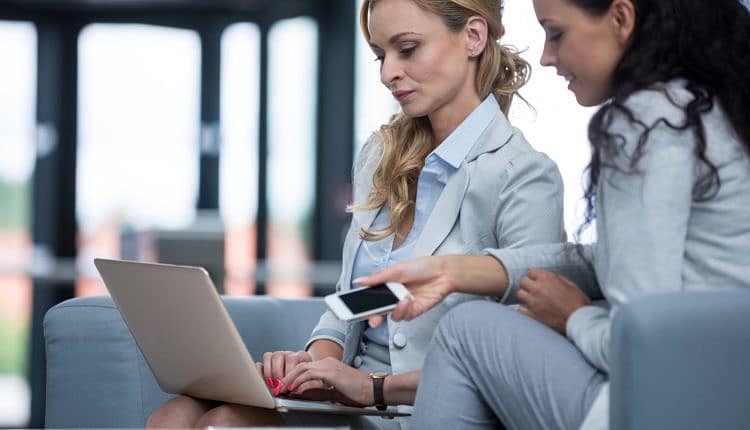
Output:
[465, 16, 489, 58]
[610, 0, 636, 45]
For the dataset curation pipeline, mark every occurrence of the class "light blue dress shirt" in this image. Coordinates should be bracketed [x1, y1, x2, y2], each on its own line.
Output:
[351, 95, 501, 346]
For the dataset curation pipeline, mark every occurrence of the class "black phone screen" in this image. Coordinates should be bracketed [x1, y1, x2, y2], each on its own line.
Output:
[339, 284, 399, 314]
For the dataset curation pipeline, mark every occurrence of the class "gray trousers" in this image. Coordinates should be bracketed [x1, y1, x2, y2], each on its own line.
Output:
[413, 301, 605, 430]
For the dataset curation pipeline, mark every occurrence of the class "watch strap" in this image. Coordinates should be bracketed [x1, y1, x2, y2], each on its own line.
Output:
[371, 374, 387, 410]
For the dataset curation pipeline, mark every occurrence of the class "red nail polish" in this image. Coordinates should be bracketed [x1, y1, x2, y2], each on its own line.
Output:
[275, 378, 283, 388]
[266, 378, 273, 388]
[287, 384, 294, 391]
[273, 385, 281, 396]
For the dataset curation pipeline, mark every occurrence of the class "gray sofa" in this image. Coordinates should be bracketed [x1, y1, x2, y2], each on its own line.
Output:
[43, 295, 326, 428]
[44, 292, 750, 429]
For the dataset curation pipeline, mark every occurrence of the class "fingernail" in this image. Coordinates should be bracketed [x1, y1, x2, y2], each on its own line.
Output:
[275, 378, 282, 388]
[266, 378, 273, 388]
[287, 385, 295, 391]
[273, 385, 281, 396]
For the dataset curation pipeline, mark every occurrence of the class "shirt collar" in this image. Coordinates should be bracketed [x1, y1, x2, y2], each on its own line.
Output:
[430, 95, 500, 169]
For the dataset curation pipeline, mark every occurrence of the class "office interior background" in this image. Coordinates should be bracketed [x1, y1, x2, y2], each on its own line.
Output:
[0, 0, 596, 426]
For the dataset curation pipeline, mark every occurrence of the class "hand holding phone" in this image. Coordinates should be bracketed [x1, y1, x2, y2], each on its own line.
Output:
[325, 282, 410, 321]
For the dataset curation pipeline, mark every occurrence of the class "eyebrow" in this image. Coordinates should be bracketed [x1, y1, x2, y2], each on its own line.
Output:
[369, 31, 420, 49]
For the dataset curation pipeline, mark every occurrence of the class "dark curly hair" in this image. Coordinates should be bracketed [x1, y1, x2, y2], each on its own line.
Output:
[570, 0, 750, 241]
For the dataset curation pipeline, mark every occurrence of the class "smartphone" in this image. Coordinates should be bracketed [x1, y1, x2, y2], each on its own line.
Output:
[325, 282, 410, 322]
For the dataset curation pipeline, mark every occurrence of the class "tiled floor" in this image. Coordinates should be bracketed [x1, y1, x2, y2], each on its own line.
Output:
[0, 374, 30, 427]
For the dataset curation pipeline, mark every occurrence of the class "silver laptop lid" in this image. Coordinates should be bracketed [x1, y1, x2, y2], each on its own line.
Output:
[93, 258, 275, 408]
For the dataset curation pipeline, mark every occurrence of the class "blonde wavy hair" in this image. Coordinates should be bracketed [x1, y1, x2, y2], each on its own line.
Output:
[353, 0, 530, 241]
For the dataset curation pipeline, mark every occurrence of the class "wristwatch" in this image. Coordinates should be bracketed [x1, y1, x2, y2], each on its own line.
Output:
[370, 372, 389, 411]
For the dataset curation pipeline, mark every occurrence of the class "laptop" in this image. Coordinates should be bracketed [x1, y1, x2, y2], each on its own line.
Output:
[93, 258, 408, 417]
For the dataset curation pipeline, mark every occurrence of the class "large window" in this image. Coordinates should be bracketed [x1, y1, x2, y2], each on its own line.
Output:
[354, 5, 399, 156]
[77, 24, 201, 294]
[220, 22, 260, 295]
[0, 19, 35, 428]
[504, 2, 595, 240]
[265, 17, 318, 296]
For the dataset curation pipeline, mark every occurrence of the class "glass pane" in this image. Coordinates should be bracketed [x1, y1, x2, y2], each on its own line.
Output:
[0, 20, 35, 428]
[504, 2, 595, 242]
[77, 24, 201, 295]
[220, 23, 260, 296]
[354, 0, 399, 156]
[266, 17, 318, 297]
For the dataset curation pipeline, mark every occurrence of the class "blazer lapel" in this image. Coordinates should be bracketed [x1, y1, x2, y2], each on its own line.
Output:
[465, 111, 514, 162]
[352, 206, 380, 234]
[412, 166, 470, 257]
[342, 206, 380, 288]
[341, 205, 380, 365]
[411, 110, 514, 257]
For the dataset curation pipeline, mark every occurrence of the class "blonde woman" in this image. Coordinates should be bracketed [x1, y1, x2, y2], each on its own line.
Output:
[147, 0, 564, 428]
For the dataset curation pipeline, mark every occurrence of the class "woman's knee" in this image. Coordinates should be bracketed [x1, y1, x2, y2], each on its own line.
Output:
[195, 404, 284, 428]
[435, 301, 526, 352]
[146, 408, 172, 429]
[146, 395, 210, 428]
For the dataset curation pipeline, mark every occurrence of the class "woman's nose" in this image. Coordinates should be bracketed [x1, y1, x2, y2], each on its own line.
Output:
[380, 56, 401, 87]
[539, 45, 556, 68]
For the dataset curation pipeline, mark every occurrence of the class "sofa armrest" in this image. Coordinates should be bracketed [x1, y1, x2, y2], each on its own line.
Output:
[43, 295, 325, 428]
[610, 291, 750, 430]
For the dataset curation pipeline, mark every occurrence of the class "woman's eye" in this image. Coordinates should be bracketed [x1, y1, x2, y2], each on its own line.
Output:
[372, 44, 416, 65]
[548, 32, 563, 43]
[399, 46, 416, 57]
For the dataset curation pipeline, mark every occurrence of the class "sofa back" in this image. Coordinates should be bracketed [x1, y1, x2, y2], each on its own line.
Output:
[43, 295, 325, 428]
[611, 292, 750, 430]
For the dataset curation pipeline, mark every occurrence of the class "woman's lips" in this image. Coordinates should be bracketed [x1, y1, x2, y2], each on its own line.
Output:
[393, 90, 414, 102]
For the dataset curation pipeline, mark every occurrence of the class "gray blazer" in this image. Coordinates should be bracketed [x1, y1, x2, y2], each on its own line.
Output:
[307, 110, 566, 403]
[488, 80, 750, 429]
